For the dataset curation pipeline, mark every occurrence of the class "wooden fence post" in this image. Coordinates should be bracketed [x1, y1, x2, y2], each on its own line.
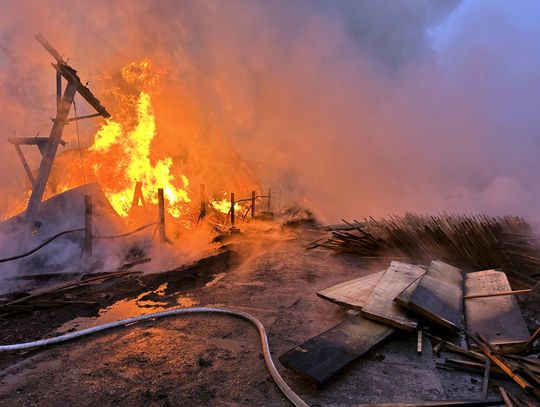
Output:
[158, 188, 167, 243]
[251, 190, 256, 219]
[230, 192, 235, 227]
[83, 195, 93, 258]
[200, 184, 207, 219]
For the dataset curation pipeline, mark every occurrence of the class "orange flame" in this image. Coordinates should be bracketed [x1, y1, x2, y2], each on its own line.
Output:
[89, 91, 190, 218]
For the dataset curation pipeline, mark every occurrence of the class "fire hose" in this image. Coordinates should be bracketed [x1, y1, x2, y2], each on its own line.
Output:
[0, 307, 310, 407]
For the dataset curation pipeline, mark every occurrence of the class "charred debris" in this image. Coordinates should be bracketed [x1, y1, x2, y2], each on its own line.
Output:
[279, 214, 540, 405]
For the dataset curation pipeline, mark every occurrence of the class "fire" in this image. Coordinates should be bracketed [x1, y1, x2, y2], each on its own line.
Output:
[89, 90, 191, 218]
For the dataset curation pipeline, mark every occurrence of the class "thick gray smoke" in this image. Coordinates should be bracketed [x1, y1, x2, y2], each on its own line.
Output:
[1, 0, 540, 225]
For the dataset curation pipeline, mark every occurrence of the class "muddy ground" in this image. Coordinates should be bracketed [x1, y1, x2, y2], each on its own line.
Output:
[0, 218, 538, 406]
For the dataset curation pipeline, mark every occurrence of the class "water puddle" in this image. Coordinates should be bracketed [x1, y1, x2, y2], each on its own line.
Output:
[57, 282, 199, 334]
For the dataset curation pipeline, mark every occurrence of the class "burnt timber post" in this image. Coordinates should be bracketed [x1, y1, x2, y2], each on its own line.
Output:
[22, 34, 110, 224]
[25, 80, 78, 223]
[130, 181, 146, 210]
[200, 184, 206, 219]
[251, 190, 256, 219]
[83, 195, 93, 258]
[230, 192, 235, 227]
[158, 188, 167, 244]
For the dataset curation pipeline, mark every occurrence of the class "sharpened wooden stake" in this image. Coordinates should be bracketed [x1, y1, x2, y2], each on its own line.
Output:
[465, 289, 532, 299]
[83, 195, 93, 258]
[251, 190, 256, 219]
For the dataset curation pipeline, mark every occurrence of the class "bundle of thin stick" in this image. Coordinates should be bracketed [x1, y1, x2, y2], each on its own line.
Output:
[310, 213, 540, 288]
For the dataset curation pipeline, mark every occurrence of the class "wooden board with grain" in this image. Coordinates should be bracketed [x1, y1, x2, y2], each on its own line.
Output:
[361, 261, 426, 331]
[316, 271, 384, 310]
[407, 260, 464, 330]
[279, 314, 394, 385]
[465, 269, 530, 346]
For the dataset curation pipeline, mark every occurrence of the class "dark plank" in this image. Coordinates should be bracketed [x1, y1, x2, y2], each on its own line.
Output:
[316, 271, 384, 310]
[465, 269, 530, 346]
[407, 260, 464, 330]
[361, 261, 426, 331]
[279, 314, 394, 385]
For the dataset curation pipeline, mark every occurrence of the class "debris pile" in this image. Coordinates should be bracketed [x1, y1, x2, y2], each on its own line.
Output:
[310, 213, 540, 288]
[280, 259, 540, 404]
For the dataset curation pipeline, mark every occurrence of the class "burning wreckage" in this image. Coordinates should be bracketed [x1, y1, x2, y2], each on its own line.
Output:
[0, 36, 539, 407]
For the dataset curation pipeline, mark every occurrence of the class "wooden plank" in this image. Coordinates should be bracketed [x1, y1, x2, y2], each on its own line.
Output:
[407, 260, 464, 330]
[361, 261, 426, 331]
[316, 271, 384, 310]
[465, 270, 530, 346]
[279, 314, 394, 385]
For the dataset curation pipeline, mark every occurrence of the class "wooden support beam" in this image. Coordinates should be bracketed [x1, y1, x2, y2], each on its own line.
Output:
[66, 112, 102, 122]
[25, 80, 78, 223]
[56, 71, 62, 110]
[83, 195, 92, 258]
[14, 144, 35, 188]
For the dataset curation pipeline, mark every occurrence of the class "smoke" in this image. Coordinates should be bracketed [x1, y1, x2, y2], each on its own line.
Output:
[1, 0, 540, 225]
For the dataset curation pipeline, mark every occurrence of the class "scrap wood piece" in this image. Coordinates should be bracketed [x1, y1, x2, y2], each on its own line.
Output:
[316, 270, 384, 310]
[354, 400, 503, 406]
[498, 387, 513, 407]
[279, 314, 394, 385]
[4, 270, 142, 307]
[424, 332, 486, 362]
[468, 333, 540, 400]
[361, 261, 426, 331]
[407, 260, 464, 331]
[465, 270, 530, 346]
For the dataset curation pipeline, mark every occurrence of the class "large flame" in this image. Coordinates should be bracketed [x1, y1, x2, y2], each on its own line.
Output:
[89, 90, 190, 218]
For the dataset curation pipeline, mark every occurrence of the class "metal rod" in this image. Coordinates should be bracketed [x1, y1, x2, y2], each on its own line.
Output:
[83, 195, 93, 258]
[251, 190, 256, 219]
[158, 188, 167, 243]
[230, 192, 235, 227]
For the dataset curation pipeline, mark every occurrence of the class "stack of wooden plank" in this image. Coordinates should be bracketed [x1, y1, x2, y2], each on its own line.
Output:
[310, 213, 540, 289]
[280, 260, 540, 402]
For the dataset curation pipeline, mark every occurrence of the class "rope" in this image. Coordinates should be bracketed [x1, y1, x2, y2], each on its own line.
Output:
[72, 99, 86, 184]
[0, 307, 309, 407]
[93, 221, 158, 240]
[0, 228, 85, 263]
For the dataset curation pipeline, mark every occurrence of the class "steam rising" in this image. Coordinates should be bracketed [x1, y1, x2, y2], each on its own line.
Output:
[1, 0, 540, 224]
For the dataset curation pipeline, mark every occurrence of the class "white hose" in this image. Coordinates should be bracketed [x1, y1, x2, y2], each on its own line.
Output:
[0, 307, 309, 407]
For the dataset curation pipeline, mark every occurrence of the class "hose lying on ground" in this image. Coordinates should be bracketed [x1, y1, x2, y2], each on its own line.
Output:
[0, 307, 309, 407]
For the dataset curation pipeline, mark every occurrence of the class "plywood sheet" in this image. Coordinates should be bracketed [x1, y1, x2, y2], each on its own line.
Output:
[361, 261, 426, 331]
[465, 269, 530, 346]
[279, 314, 394, 385]
[316, 271, 384, 310]
[407, 260, 464, 330]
